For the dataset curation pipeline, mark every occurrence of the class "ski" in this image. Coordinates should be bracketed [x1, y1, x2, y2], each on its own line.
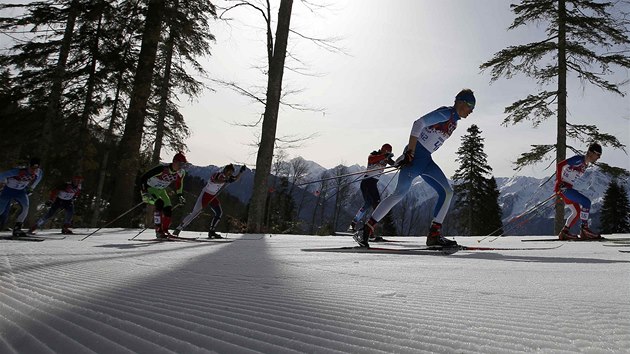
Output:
[0, 235, 46, 242]
[302, 246, 459, 255]
[167, 235, 199, 241]
[603, 243, 630, 247]
[332, 231, 356, 236]
[619, 250, 630, 253]
[302, 244, 562, 255]
[460, 244, 563, 251]
[129, 238, 169, 242]
[128, 236, 232, 243]
[521, 237, 614, 242]
[191, 239, 235, 243]
[25, 233, 67, 240]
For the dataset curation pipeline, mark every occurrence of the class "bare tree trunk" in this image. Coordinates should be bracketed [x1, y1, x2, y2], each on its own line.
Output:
[40, 0, 79, 162]
[247, 0, 294, 233]
[151, 0, 179, 165]
[555, 0, 567, 235]
[90, 0, 143, 227]
[32, 0, 80, 222]
[109, 0, 165, 223]
[78, 3, 104, 173]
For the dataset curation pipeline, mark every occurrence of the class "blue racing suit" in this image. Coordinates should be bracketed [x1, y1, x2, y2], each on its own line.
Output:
[371, 106, 460, 224]
[0, 167, 43, 223]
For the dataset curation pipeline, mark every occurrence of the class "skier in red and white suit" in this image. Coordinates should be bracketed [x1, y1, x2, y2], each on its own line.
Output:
[174, 164, 245, 238]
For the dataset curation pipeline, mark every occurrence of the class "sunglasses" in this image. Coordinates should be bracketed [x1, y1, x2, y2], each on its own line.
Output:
[463, 101, 475, 110]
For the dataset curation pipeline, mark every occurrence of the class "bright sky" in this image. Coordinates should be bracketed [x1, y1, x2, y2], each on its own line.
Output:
[174, 0, 629, 179]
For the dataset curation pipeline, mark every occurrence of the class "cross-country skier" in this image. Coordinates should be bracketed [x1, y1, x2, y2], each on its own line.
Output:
[347, 143, 396, 242]
[555, 143, 603, 240]
[173, 164, 245, 239]
[139, 153, 187, 238]
[355, 89, 476, 248]
[0, 158, 43, 236]
[28, 175, 83, 235]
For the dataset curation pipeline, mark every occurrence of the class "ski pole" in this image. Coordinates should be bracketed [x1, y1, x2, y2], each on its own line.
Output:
[80, 201, 145, 241]
[488, 197, 561, 241]
[316, 167, 398, 198]
[295, 165, 399, 186]
[483, 193, 557, 241]
[477, 193, 557, 243]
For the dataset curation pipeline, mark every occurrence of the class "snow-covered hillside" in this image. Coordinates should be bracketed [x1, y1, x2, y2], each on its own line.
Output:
[1, 229, 629, 353]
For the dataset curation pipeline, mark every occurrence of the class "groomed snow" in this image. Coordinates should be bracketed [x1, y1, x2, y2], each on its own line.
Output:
[1, 229, 629, 353]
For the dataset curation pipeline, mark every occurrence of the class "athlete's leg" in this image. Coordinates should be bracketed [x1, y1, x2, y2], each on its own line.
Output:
[561, 188, 591, 226]
[420, 160, 453, 224]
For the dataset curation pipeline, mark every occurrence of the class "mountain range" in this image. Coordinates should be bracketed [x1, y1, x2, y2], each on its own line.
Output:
[186, 158, 629, 236]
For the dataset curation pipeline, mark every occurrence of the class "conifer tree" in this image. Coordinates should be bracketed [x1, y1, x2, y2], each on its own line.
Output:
[480, 0, 629, 233]
[452, 124, 503, 236]
[599, 179, 630, 234]
[480, 177, 504, 236]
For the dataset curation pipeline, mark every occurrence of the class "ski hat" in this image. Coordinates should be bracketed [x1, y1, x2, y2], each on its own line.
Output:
[381, 143, 392, 153]
[588, 143, 602, 155]
[29, 157, 41, 167]
[455, 89, 476, 109]
[72, 175, 84, 185]
[173, 152, 187, 163]
[223, 164, 235, 173]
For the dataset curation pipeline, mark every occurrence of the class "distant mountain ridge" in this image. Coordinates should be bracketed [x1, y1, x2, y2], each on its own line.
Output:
[186, 158, 629, 235]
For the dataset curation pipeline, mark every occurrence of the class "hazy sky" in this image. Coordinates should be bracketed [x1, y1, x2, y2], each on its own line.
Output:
[4, 1, 626, 178]
[173, 0, 629, 179]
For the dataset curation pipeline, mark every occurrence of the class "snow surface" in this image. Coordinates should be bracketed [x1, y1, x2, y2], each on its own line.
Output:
[1, 229, 629, 354]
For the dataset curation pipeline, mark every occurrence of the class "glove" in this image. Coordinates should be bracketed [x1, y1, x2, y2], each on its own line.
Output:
[239, 165, 247, 173]
[554, 181, 569, 194]
[141, 191, 155, 204]
[25, 187, 33, 196]
[45, 200, 53, 207]
[177, 193, 186, 205]
[396, 150, 414, 168]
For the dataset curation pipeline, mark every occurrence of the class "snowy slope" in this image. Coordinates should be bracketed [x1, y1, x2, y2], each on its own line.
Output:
[1, 229, 629, 353]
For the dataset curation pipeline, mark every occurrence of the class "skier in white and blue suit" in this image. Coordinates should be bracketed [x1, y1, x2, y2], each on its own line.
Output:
[356, 89, 475, 248]
[0, 158, 43, 236]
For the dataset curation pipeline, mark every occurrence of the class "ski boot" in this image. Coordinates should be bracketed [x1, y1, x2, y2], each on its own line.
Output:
[347, 221, 356, 233]
[580, 225, 601, 239]
[61, 224, 74, 234]
[172, 227, 182, 236]
[354, 219, 375, 248]
[426, 222, 458, 247]
[27, 225, 38, 235]
[558, 226, 578, 240]
[12, 222, 26, 237]
[208, 230, 223, 239]
[155, 225, 169, 239]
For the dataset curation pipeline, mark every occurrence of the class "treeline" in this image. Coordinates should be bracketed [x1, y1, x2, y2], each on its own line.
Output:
[0, 0, 216, 226]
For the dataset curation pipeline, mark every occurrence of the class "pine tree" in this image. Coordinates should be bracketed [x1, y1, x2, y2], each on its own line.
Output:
[480, 177, 504, 236]
[599, 179, 630, 234]
[480, 0, 629, 233]
[452, 124, 503, 236]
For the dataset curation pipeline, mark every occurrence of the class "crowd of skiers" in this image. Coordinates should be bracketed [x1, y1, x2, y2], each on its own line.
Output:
[0, 153, 244, 239]
[0, 89, 605, 244]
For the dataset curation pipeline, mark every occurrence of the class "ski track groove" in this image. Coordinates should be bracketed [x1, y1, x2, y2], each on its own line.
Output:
[10, 265, 411, 353]
[1, 235, 628, 353]
[2, 253, 624, 352]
